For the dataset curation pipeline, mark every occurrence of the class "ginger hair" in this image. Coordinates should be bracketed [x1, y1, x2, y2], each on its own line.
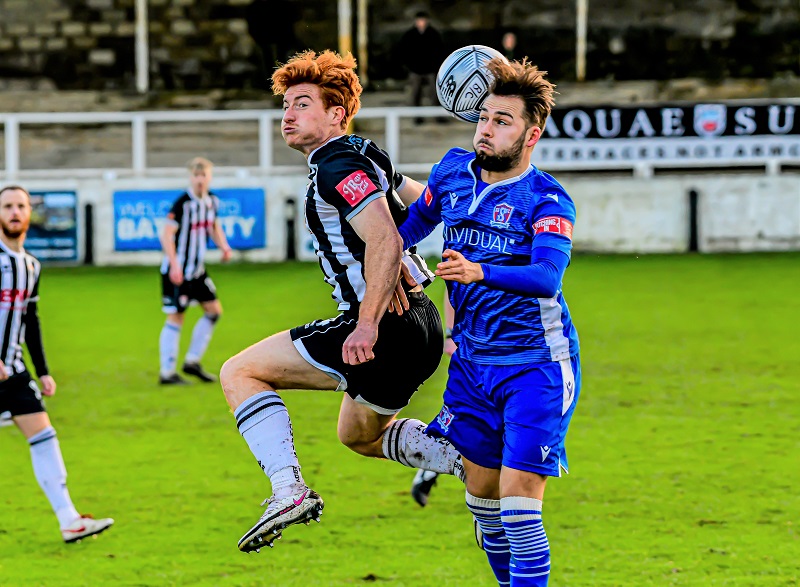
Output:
[272, 50, 362, 130]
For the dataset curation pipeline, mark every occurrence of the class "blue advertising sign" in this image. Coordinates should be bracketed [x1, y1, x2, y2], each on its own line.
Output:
[113, 188, 266, 251]
[26, 191, 79, 262]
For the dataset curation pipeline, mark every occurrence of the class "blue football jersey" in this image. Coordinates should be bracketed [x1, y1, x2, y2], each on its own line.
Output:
[412, 148, 580, 365]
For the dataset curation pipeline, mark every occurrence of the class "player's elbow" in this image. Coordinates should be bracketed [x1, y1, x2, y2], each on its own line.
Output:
[538, 278, 560, 299]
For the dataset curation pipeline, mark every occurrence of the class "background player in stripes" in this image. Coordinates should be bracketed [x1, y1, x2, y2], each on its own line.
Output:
[396, 58, 581, 586]
[220, 50, 465, 554]
[0, 185, 114, 543]
[158, 157, 233, 385]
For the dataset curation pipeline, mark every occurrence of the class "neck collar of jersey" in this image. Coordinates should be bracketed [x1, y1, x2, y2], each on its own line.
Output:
[187, 186, 210, 201]
[465, 159, 535, 215]
[0, 236, 25, 257]
[308, 134, 346, 162]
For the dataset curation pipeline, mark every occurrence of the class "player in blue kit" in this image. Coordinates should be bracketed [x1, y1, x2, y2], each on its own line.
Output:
[396, 58, 580, 586]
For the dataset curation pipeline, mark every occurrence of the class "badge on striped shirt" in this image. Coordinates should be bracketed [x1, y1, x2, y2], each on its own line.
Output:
[335, 171, 377, 205]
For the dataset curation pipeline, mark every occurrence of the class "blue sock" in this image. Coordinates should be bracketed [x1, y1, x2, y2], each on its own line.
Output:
[466, 491, 510, 586]
[501, 496, 550, 586]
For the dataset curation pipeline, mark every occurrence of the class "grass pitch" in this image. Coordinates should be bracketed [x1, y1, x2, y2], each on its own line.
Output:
[0, 254, 797, 586]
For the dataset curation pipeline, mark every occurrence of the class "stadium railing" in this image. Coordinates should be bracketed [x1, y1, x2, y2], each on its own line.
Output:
[0, 106, 449, 180]
[2, 104, 797, 181]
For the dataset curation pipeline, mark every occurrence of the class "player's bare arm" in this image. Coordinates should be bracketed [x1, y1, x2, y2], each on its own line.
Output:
[435, 248, 485, 284]
[160, 218, 183, 285]
[0, 362, 8, 381]
[346, 197, 404, 365]
[395, 175, 426, 206]
[211, 218, 233, 262]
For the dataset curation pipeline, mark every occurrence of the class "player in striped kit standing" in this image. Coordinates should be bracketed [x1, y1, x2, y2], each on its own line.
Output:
[158, 157, 232, 385]
[0, 185, 114, 543]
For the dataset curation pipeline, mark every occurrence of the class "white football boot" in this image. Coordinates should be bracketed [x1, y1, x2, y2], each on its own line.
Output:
[61, 515, 114, 543]
[238, 487, 324, 553]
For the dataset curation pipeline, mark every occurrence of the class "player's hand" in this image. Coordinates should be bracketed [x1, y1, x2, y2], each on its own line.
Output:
[40, 375, 57, 396]
[0, 362, 8, 382]
[435, 249, 484, 284]
[444, 337, 458, 357]
[169, 264, 184, 286]
[388, 263, 416, 315]
[221, 247, 233, 263]
[342, 321, 378, 365]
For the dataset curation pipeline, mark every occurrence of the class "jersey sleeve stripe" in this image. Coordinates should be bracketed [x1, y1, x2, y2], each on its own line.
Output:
[344, 191, 386, 222]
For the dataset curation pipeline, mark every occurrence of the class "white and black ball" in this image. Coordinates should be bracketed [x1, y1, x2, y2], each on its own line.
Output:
[436, 45, 507, 123]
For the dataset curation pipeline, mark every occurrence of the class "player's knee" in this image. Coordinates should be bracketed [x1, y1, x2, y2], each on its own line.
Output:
[205, 312, 221, 323]
[166, 313, 184, 327]
[338, 434, 373, 456]
[219, 356, 243, 395]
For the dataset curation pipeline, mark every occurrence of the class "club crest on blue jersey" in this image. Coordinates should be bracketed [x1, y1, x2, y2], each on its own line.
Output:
[490, 203, 514, 229]
[437, 404, 454, 433]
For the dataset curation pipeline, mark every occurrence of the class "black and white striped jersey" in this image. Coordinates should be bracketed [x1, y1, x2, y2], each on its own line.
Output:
[160, 190, 220, 280]
[305, 134, 435, 311]
[0, 240, 48, 377]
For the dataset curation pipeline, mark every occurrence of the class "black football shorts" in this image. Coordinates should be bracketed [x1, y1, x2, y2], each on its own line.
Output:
[161, 271, 217, 314]
[0, 371, 46, 417]
[290, 292, 443, 414]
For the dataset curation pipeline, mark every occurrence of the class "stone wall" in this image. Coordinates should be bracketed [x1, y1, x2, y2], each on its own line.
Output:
[0, 0, 798, 92]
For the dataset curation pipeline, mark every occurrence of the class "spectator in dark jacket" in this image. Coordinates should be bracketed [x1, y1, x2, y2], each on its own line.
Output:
[396, 11, 445, 122]
[246, 0, 300, 88]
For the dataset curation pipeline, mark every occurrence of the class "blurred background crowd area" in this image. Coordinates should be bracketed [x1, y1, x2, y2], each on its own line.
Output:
[0, 0, 798, 112]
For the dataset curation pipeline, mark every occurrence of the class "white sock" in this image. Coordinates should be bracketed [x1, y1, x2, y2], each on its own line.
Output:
[382, 418, 461, 476]
[28, 427, 80, 528]
[185, 314, 218, 364]
[234, 391, 305, 498]
[159, 321, 182, 376]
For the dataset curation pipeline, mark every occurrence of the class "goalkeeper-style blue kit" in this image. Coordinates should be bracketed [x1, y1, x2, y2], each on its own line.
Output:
[399, 147, 581, 476]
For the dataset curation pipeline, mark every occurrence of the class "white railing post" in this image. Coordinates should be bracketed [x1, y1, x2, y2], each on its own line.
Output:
[131, 115, 147, 174]
[765, 159, 780, 176]
[259, 113, 272, 171]
[386, 112, 400, 163]
[633, 162, 653, 179]
[135, 0, 149, 94]
[4, 116, 20, 180]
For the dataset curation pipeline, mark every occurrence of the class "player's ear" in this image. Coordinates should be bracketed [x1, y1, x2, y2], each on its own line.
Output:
[526, 124, 542, 147]
[328, 105, 346, 128]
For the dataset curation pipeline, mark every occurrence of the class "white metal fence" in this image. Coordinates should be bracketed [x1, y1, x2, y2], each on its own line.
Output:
[1, 104, 798, 180]
[0, 106, 449, 180]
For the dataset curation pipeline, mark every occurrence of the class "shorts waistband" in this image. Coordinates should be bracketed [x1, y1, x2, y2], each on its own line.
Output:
[343, 291, 429, 317]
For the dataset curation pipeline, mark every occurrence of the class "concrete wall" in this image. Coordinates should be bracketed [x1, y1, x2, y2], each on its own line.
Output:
[564, 174, 800, 254]
[568, 178, 690, 253]
[19, 171, 800, 266]
[698, 176, 800, 252]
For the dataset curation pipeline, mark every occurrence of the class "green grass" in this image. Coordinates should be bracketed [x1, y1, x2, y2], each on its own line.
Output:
[0, 254, 798, 586]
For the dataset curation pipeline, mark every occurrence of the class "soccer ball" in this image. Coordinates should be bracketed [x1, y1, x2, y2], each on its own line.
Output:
[436, 45, 507, 123]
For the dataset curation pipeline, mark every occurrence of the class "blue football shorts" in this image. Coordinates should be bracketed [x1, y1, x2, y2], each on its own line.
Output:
[426, 351, 581, 477]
